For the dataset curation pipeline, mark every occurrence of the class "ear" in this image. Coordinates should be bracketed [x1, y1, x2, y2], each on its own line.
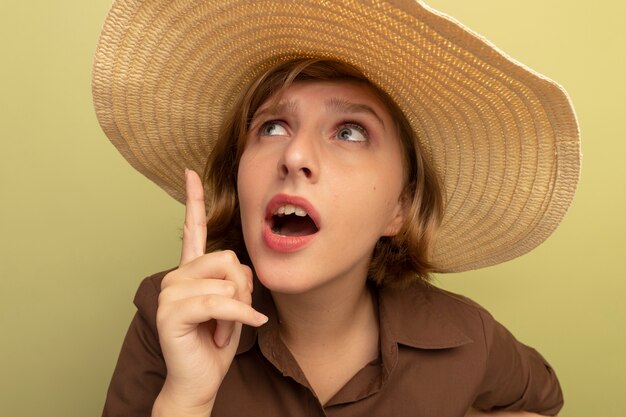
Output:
[382, 194, 408, 237]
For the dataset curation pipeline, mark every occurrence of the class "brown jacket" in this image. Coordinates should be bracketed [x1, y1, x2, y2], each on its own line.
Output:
[102, 270, 563, 416]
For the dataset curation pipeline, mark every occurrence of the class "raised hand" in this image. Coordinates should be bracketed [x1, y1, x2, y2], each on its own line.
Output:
[152, 169, 268, 417]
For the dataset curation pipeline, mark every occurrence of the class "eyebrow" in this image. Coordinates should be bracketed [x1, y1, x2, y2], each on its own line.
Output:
[251, 99, 299, 124]
[250, 96, 386, 130]
[325, 98, 386, 130]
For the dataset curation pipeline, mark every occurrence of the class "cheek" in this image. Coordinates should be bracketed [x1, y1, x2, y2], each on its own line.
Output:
[238, 144, 274, 183]
[237, 148, 275, 230]
[238, 149, 264, 192]
[360, 160, 405, 230]
[335, 173, 402, 233]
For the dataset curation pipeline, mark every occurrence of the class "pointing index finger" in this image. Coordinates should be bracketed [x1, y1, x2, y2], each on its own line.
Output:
[180, 169, 207, 266]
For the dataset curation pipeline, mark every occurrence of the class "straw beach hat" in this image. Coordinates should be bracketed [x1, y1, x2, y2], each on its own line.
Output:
[92, 0, 580, 272]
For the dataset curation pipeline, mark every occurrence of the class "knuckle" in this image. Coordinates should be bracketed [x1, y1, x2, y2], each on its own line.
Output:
[201, 294, 219, 310]
[220, 250, 238, 264]
[155, 306, 171, 330]
[241, 264, 253, 280]
[223, 281, 238, 296]
[157, 291, 167, 306]
[158, 286, 175, 304]
[161, 270, 178, 288]
[183, 216, 206, 234]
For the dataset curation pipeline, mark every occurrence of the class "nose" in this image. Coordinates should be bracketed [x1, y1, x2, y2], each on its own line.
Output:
[277, 129, 320, 183]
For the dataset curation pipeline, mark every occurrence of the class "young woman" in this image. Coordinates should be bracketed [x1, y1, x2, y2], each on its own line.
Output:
[92, 1, 580, 416]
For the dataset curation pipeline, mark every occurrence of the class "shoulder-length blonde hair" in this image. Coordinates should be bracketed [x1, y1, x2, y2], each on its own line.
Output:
[202, 58, 442, 287]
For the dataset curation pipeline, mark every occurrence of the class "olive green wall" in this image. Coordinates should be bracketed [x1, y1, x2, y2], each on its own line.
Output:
[0, 1, 623, 416]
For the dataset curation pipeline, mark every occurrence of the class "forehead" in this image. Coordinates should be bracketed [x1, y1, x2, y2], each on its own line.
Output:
[256, 79, 393, 116]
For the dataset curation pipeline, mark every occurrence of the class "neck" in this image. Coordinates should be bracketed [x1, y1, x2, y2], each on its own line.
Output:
[271, 273, 378, 359]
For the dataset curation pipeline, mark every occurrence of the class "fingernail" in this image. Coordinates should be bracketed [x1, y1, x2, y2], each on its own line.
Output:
[256, 312, 269, 324]
[184, 167, 189, 179]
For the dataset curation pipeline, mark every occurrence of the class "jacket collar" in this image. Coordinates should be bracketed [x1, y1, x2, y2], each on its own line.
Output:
[378, 282, 474, 349]
[237, 279, 473, 355]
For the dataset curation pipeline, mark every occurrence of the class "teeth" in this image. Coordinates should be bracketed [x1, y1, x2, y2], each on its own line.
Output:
[274, 204, 308, 217]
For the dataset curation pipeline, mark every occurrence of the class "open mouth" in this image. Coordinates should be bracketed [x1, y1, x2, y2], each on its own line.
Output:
[270, 204, 319, 237]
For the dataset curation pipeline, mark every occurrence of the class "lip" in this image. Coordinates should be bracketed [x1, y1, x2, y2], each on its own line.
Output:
[263, 194, 321, 253]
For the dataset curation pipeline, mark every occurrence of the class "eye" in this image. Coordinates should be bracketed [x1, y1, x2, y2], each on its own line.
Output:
[336, 123, 368, 142]
[259, 121, 288, 136]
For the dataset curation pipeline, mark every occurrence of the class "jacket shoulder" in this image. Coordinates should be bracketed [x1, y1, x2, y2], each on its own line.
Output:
[132, 268, 175, 333]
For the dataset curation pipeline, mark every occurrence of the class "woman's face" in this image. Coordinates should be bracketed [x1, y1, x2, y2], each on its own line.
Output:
[237, 80, 406, 294]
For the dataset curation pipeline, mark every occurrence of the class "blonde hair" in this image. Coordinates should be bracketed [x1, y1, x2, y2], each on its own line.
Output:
[203, 59, 442, 286]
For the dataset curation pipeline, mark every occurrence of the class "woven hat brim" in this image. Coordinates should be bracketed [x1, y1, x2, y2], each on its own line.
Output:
[92, 0, 581, 272]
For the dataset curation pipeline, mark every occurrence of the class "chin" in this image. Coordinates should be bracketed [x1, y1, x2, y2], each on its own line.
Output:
[254, 263, 323, 295]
